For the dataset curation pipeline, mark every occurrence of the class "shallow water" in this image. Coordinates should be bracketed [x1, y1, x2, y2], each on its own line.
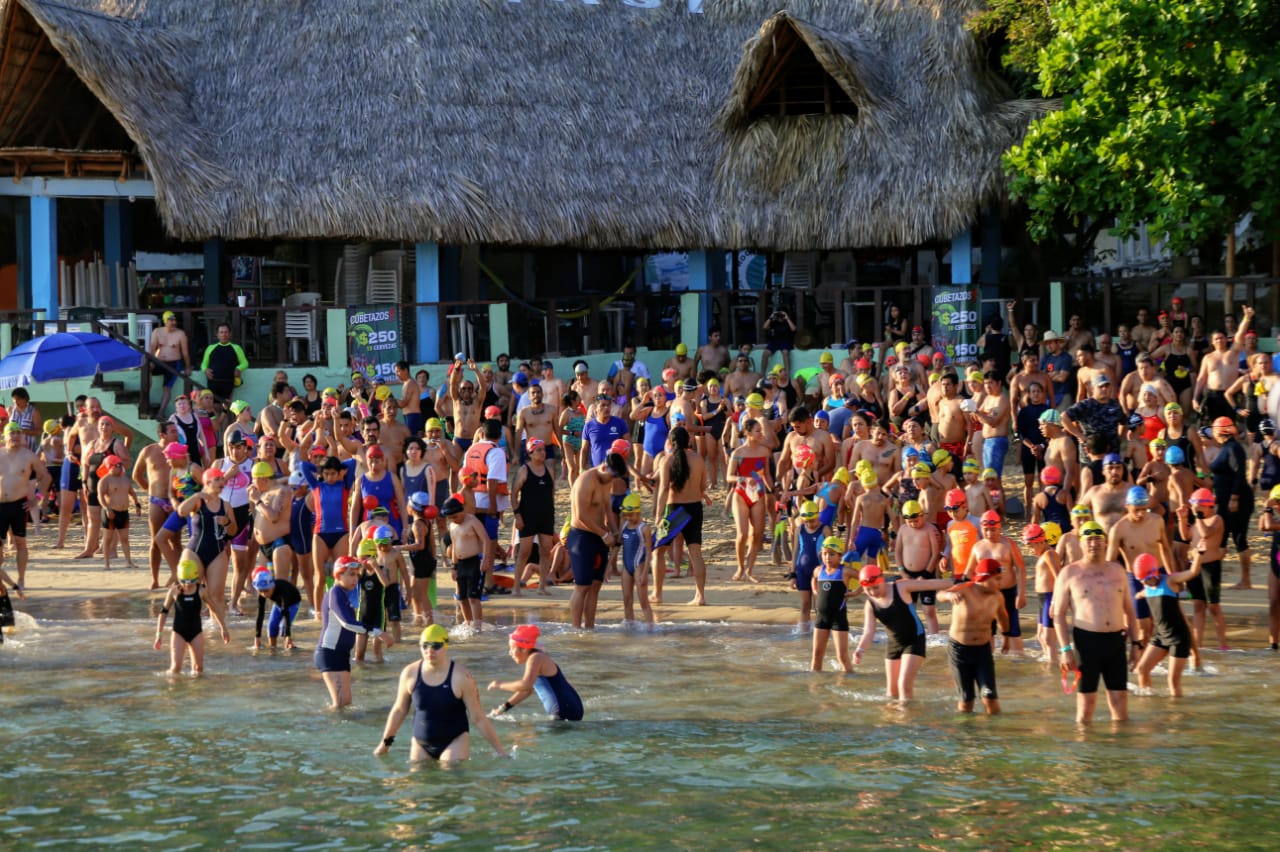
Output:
[2, 612, 1278, 849]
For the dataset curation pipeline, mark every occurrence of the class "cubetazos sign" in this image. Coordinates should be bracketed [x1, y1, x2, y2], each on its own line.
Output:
[506, 0, 705, 11]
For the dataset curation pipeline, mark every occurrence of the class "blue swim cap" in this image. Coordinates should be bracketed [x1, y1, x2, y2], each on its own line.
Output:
[814, 410, 830, 422]
[1126, 486, 1150, 507]
[1164, 445, 1185, 465]
[1103, 453, 1123, 466]
[372, 525, 394, 542]
[409, 491, 431, 510]
[252, 571, 275, 591]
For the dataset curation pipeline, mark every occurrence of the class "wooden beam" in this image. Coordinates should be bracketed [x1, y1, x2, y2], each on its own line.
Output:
[7, 63, 61, 146]
[745, 26, 801, 114]
[0, 30, 49, 135]
[0, 2, 20, 101]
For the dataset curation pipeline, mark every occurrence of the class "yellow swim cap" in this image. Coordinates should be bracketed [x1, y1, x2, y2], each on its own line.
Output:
[421, 624, 450, 645]
[1270, 484, 1280, 503]
[821, 535, 844, 552]
[746, 393, 765, 408]
[832, 467, 850, 484]
[854, 459, 873, 472]
[426, 418, 445, 431]
[902, 499, 923, 516]
[43, 420, 62, 435]
[357, 538, 378, 558]
[621, 493, 642, 513]
[912, 463, 932, 478]
[931, 449, 951, 467]
[982, 468, 999, 480]
[1041, 521, 1063, 545]
[800, 500, 820, 519]
[819, 352, 834, 364]
[675, 343, 688, 355]
[177, 559, 200, 581]
[251, 461, 274, 479]
[859, 470, 878, 487]
[375, 386, 392, 401]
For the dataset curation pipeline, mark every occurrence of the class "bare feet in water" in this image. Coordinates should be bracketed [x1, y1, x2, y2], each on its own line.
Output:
[689, 595, 706, 606]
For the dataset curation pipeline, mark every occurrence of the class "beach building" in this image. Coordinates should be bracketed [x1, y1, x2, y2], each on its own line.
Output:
[0, 0, 1050, 399]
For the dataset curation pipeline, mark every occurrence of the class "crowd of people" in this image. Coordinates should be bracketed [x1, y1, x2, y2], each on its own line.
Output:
[1, 296, 1277, 750]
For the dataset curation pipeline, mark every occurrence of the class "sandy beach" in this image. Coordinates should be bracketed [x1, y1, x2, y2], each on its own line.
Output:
[9, 473, 1276, 648]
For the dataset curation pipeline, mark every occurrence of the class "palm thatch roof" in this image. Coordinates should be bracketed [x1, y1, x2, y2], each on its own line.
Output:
[5, 0, 1051, 251]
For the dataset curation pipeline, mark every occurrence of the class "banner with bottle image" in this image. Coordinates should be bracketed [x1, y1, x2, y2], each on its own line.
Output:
[347, 305, 402, 381]
[930, 285, 981, 363]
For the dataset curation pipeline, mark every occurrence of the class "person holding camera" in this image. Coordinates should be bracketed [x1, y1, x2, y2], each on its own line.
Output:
[763, 309, 796, 375]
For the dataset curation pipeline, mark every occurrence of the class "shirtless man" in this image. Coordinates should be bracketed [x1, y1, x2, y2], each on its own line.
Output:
[0, 424, 52, 588]
[653, 427, 713, 605]
[441, 496, 489, 628]
[1038, 410, 1079, 501]
[939, 558, 1009, 714]
[567, 450, 627, 627]
[1073, 345, 1107, 404]
[515, 384, 559, 477]
[377, 402, 411, 469]
[1053, 521, 1140, 722]
[895, 499, 943, 633]
[1011, 350, 1050, 416]
[1194, 306, 1253, 423]
[1064, 314, 1094, 357]
[423, 418, 459, 535]
[1106, 486, 1176, 645]
[150, 310, 191, 416]
[1175, 489, 1228, 660]
[538, 362, 567, 413]
[1093, 333, 1120, 382]
[257, 382, 291, 438]
[849, 422, 899, 487]
[1131, 308, 1156, 351]
[96, 454, 140, 572]
[963, 512, 1026, 653]
[248, 463, 293, 591]
[694, 329, 730, 377]
[448, 358, 488, 452]
[1083, 454, 1130, 532]
[933, 374, 969, 468]
[725, 353, 761, 400]
[132, 423, 180, 588]
[395, 361, 424, 437]
[664, 344, 697, 383]
[1119, 354, 1176, 414]
[972, 372, 1012, 478]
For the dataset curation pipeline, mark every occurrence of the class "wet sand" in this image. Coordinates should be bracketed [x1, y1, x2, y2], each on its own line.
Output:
[8, 476, 1276, 647]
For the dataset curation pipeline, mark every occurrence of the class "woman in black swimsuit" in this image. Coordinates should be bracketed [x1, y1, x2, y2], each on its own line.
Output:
[80, 416, 128, 560]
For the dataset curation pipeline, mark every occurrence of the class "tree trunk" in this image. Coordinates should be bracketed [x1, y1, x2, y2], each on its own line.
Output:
[1224, 229, 1236, 315]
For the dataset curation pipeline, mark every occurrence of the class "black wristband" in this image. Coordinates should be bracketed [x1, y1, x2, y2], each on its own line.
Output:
[382, 736, 395, 747]
[500, 701, 512, 713]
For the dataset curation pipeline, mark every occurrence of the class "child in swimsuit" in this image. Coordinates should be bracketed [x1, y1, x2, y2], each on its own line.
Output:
[618, 493, 654, 624]
[154, 558, 229, 675]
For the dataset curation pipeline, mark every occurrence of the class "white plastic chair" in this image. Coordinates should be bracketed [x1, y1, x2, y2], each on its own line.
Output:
[285, 292, 320, 362]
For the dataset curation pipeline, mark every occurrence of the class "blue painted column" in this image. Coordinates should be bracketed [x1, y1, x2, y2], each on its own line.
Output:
[103, 199, 133, 306]
[415, 242, 440, 363]
[686, 250, 711, 351]
[951, 227, 972, 285]
[30, 196, 57, 318]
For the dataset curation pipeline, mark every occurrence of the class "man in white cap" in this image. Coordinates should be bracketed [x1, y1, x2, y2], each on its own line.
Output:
[1039, 330, 1072, 409]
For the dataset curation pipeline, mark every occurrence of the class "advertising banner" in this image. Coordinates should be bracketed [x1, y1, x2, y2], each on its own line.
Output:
[347, 305, 402, 381]
[930, 285, 981, 363]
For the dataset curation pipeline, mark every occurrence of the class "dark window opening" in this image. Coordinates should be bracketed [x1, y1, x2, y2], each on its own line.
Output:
[746, 37, 858, 121]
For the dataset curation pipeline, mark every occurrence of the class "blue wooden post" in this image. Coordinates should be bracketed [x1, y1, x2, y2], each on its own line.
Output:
[686, 250, 710, 350]
[30, 197, 57, 318]
[103, 199, 133, 306]
[415, 242, 440, 363]
[951, 228, 972, 285]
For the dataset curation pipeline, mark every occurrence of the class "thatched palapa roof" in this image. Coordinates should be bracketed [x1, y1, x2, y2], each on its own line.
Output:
[5, 0, 1051, 251]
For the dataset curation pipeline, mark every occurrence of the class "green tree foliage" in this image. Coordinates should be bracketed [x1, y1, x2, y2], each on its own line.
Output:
[1005, 0, 1280, 259]
[967, 0, 1056, 85]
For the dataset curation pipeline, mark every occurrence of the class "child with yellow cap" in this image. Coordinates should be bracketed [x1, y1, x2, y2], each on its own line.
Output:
[811, 537, 861, 672]
[790, 500, 829, 631]
[617, 493, 654, 625]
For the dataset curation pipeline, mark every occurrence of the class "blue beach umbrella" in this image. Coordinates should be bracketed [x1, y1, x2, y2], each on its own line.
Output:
[0, 331, 143, 408]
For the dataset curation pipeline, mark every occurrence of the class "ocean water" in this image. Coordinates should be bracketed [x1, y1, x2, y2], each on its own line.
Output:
[2, 603, 1278, 849]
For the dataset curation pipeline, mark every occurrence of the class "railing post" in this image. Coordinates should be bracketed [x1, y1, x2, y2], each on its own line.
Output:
[140, 357, 152, 417]
[547, 300, 560, 355]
